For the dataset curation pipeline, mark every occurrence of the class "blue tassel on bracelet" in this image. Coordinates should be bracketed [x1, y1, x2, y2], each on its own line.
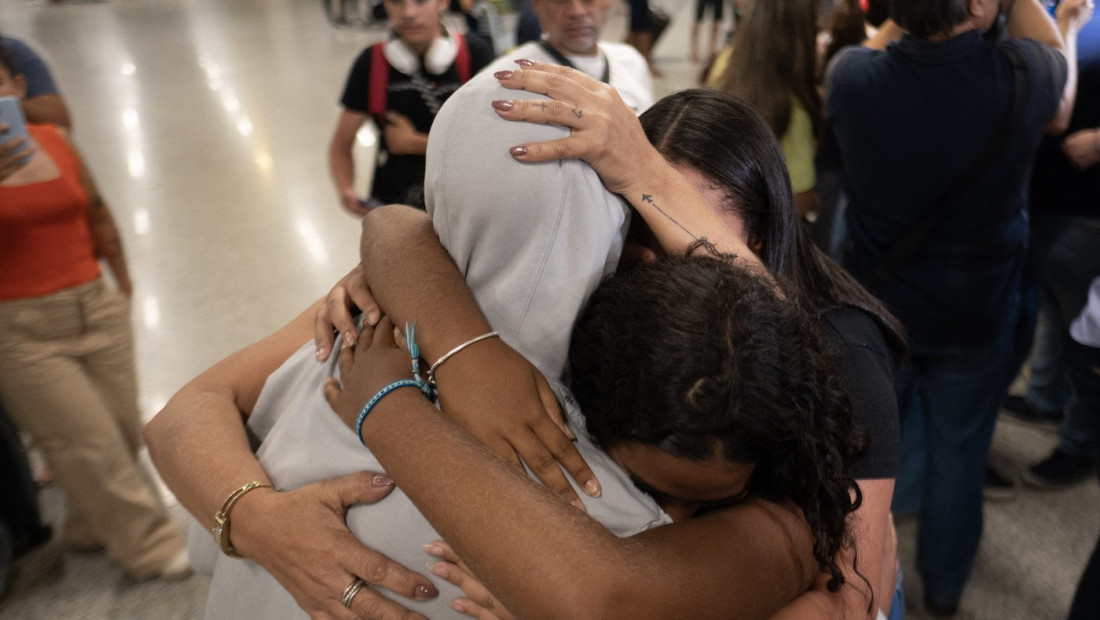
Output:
[352, 323, 438, 446]
[404, 322, 436, 401]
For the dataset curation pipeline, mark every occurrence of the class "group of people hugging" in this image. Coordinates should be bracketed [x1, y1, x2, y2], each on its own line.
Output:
[147, 48, 909, 620]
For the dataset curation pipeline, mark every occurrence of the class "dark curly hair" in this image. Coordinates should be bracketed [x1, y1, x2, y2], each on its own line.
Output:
[569, 254, 864, 591]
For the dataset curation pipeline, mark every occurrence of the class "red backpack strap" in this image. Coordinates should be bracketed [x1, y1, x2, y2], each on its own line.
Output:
[454, 33, 471, 83]
[368, 42, 389, 117]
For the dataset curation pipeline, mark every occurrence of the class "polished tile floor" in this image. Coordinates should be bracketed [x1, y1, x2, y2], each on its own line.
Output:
[0, 1, 1097, 618]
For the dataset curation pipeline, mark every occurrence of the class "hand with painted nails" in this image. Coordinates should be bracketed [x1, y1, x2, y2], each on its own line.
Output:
[315, 263, 382, 363]
[230, 471, 439, 620]
[354, 205, 602, 507]
[429, 326, 601, 509]
[492, 61, 765, 264]
[424, 541, 515, 620]
[491, 60, 661, 196]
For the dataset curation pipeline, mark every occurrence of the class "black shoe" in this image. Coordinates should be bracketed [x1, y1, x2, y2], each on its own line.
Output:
[1022, 449, 1095, 490]
[983, 464, 1018, 502]
[1001, 394, 1063, 429]
[924, 594, 960, 617]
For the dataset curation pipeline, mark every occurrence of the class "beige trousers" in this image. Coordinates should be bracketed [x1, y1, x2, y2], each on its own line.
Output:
[0, 278, 184, 578]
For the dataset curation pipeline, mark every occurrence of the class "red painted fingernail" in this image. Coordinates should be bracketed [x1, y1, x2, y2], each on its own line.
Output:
[491, 99, 514, 111]
[515, 58, 534, 67]
[510, 145, 528, 157]
[494, 70, 513, 80]
[414, 583, 439, 600]
[372, 474, 394, 487]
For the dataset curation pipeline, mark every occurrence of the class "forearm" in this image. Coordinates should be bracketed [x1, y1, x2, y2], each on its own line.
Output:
[389, 130, 428, 155]
[329, 140, 357, 198]
[620, 149, 766, 272]
[86, 196, 133, 294]
[146, 387, 272, 530]
[863, 19, 904, 50]
[769, 590, 846, 620]
[1005, 0, 1065, 50]
[146, 302, 317, 532]
[359, 205, 493, 365]
[358, 389, 815, 620]
[1048, 8, 1082, 134]
[22, 94, 71, 130]
[767, 478, 895, 620]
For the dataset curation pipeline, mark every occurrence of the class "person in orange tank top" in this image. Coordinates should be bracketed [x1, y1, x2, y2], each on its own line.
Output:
[0, 46, 189, 580]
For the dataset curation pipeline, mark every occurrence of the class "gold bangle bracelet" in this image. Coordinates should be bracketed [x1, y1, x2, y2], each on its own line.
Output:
[212, 481, 274, 558]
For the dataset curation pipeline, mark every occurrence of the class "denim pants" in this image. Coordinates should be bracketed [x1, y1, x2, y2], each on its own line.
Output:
[1042, 219, 1100, 457]
[891, 303, 1018, 605]
[1023, 293, 1075, 412]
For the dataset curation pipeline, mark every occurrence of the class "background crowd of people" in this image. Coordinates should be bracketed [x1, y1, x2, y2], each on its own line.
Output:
[1, 0, 1098, 619]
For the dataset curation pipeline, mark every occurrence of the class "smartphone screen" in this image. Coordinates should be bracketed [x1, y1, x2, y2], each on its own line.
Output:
[0, 95, 32, 166]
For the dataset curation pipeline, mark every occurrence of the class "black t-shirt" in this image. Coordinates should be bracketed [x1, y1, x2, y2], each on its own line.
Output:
[819, 305, 899, 480]
[339, 36, 494, 204]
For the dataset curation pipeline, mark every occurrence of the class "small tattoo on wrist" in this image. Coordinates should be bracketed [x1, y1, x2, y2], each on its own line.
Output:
[640, 192, 699, 242]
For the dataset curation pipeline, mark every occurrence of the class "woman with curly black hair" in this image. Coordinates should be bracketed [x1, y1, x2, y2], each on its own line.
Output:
[570, 253, 863, 589]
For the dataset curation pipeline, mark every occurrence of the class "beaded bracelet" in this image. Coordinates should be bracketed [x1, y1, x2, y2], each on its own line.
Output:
[354, 378, 423, 445]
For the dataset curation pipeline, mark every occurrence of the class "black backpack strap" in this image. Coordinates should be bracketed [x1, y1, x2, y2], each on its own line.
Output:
[866, 44, 1029, 291]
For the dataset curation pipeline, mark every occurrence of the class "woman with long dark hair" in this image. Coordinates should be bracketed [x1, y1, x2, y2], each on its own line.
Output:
[706, 0, 823, 218]
[483, 64, 906, 620]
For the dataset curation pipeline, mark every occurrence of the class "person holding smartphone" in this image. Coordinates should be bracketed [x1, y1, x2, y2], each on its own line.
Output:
[0, 46, 190, 580]
[0, 32, 71, 130]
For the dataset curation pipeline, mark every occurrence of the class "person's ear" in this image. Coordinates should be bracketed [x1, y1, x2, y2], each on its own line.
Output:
[14, 74, 27, 99]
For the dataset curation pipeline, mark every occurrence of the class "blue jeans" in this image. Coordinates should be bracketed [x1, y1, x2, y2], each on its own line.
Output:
[887, 565, 906, 620]
[891, 302, 1018, 606]
[1023, 293, 1074, 413]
